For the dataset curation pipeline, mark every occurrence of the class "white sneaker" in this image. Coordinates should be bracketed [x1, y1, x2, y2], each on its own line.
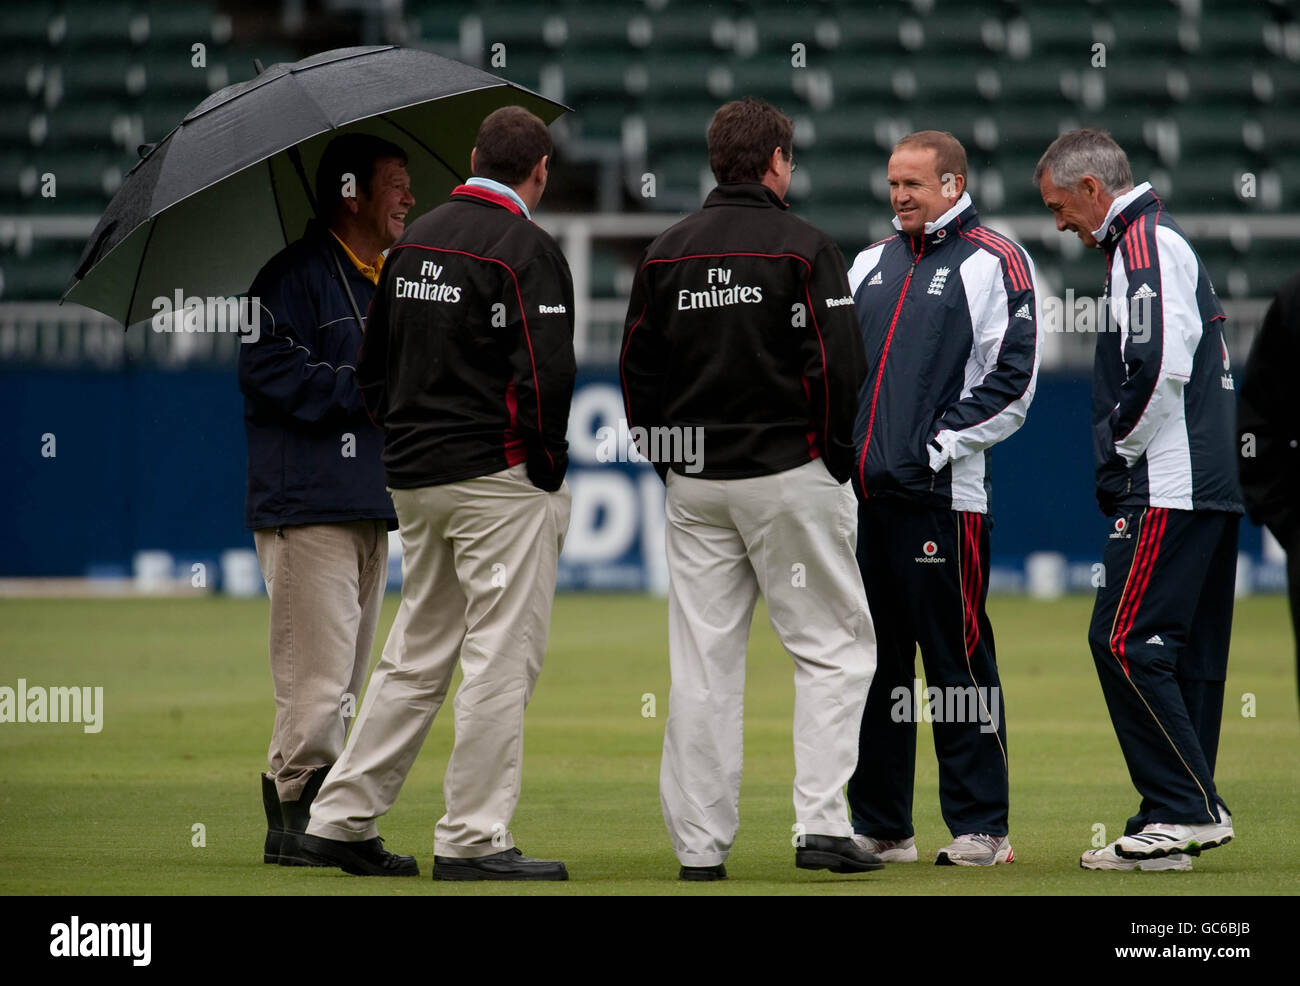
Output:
[1081, 841, 1192, 871]
[1115, 812, 1233, 860]
[851, 834, 918, 863]
[934, 833, 1013, 866]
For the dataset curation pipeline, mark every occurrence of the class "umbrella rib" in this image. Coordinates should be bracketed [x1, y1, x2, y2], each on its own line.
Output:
[377, 113, 464, 183]
[123, 220, 159, 329]
[266, 157, 290, 247]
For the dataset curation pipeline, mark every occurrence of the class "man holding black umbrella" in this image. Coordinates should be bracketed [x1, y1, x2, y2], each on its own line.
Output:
[302, 106, 576, 880]
[240, 133, 412, 866]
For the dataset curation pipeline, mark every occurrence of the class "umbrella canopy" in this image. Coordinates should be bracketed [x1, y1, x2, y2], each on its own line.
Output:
[64, 45, 567, 327]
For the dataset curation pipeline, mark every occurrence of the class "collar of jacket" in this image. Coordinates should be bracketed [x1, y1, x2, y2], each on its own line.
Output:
[702, 182, 790, 210]
[894, 193, 978, 254]
[449, 183, 525, 216]
[1093, 182, 1157, 254]
[301, 219, 375, 281]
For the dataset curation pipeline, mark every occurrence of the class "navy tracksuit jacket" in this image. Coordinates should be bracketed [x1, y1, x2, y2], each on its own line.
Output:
[845, 193, 1041, 841]
[1085, 184, 1243, 832]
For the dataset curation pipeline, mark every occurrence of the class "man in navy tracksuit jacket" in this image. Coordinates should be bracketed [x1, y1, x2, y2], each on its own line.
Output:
[1037, 129, 1241, 871]
[239, 134, 407, 865]
[847, 131, 1041, 866]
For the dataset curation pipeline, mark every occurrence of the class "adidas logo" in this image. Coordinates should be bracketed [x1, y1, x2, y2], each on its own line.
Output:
[1132, 283, 1157, 300]
[1014, 304, 1031, 319]
[1146, 634, 1164, 646]
[867, 270, 883, 286]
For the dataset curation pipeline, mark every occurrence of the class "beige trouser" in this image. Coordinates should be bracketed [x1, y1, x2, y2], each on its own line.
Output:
[307, 465, 570, 858]
[661, 458, 877, 867]
[254, 519, 389, 802]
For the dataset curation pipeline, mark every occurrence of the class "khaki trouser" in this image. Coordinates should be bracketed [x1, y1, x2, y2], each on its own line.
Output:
[661, 458, 877, 867]
[254, 519, 389, 802]
[308, 465, 570, 858]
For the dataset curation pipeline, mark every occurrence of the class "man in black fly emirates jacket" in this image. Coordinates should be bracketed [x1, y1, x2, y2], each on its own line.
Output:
[301, 107, 576, 883]
[620, 98, 880, 880]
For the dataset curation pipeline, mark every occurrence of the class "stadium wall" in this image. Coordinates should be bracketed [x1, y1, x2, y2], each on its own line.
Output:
[0, 365, 1279, 593]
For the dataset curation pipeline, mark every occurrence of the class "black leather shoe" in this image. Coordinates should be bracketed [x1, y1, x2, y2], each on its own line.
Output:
[796, 834, 884, 873]
[261, 774, 283, 864]
[432, 847, 568, 881]
[278, 766, 332, 867]
[679, 863, 726, 881]
[298, 834, 420, 876]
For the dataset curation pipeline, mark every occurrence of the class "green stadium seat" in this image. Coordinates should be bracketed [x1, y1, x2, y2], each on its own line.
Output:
[58, 54, 140, 98]
[636, 102, 714, 152]
[409, 1, 477, 45]
[1103, 63, 1184, 105]
[793, 151, 875, 200]
[1254, 108, 1300, 153]
[62, 3, 140, 49]
[752, 8, 840, 55]
[558, 54, 630, 104]
[996, 62, 1073, 104]
[643, 10, 728, 51]
[43, 102, 131, 150]
[0, 241, 87, 301]
[473, 9, 556, 51]
[1022, 9, 1108, 57]
[0, 59, 45, 99]
[804, 106, 893, 151]
[1201, 7, 1274, 59]
[821, 54, 911, 103]
[1274, 160, 1300, 209]
[588, 244, 620, 297]
[1107, 10, 1188, 56]
[136, 3, 225, 45]
[728, 59, 802, 103]
[2, 8, 59, 48]
[641, 149, 711, 205]
[568, 98, 628, 142]
[1187, 62, 1277, 105]
[555, 4, 632, 49]
[835, 9, 908, 53]
[922, 10, 1002, 54]
[1163, 154, 1263, 211]
[636, 54, 715, 99]
[138, 58, 226, 97]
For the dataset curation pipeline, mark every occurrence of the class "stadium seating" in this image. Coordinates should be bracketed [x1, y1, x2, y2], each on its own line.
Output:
[3, 0, 1300, 312]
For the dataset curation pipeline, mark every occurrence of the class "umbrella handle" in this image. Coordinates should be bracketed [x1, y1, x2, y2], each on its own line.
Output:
[328, 240, 368, 334]
[286, 143, 368, 333]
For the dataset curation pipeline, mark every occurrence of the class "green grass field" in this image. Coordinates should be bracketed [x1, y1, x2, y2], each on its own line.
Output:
[1, 594, 1296, 896]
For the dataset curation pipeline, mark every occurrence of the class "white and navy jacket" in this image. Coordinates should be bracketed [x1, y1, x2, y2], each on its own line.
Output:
[848, 193, 1041, 514]
[1091, 183, 1243, 513]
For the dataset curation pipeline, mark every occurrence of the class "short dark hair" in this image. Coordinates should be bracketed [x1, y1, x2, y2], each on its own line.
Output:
[893, 130, 967, 182]
[707, 98, 793, 184]
[315, 133, 407, 222]
[472, 106, 553, 185]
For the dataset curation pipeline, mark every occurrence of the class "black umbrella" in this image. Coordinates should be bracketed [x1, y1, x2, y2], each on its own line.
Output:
[64, 45, 567, 327]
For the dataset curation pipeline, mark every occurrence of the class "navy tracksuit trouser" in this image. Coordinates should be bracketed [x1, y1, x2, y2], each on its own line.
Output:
[1088, 506, 1238, 833]
[848, 497, 1009, 840]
